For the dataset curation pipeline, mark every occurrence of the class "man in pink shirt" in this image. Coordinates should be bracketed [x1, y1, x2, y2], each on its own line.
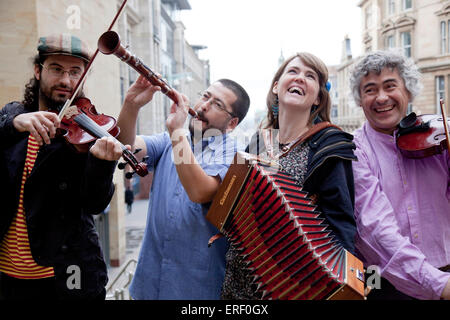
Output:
[350, 50, 450, 300]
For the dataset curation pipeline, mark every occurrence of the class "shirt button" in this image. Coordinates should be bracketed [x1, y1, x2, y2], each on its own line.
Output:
[407, 206, 412, 211]
[414, 233, 418, 239]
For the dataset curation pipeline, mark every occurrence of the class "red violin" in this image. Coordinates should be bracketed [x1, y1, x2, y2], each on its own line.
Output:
[59, 97, 119, 146]
[396, 112, 450, 158]
[58, 97, 148, 178]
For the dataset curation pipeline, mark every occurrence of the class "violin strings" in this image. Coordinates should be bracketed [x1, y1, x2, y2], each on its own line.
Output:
[74, 113, 126, 150]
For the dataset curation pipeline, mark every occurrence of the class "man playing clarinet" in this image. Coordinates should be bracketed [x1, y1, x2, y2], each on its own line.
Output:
[117, 75, 250, 299]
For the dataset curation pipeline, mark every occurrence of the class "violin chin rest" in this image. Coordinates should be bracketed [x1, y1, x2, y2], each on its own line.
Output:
[399, 112, 417, 129]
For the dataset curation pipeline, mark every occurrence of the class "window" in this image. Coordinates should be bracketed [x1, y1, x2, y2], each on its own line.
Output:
[120, 76, 125, 104]
[331, 105, 338, 118]
[401, 31, 412, 57]
[385, 35, 395, 49]
[448, 21, 450, 53]
[403, 0, 412, 11]
[387, 0, 395, 15]
[436, 76, 445, 113]
[407, 103, 413, 115]
[441, 21, 447, 54]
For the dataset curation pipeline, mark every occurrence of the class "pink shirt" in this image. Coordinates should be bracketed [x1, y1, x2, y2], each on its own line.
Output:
[353, 121, 450, 300]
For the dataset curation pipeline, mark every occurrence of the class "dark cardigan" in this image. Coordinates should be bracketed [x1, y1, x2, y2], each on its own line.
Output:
[0, 101, 116, 299]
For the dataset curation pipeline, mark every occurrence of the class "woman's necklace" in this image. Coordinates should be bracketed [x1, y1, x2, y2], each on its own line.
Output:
[262, 127, 310, 160]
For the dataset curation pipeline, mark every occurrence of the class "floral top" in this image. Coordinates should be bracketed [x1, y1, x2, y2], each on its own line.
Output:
[221, 141, 310, 300]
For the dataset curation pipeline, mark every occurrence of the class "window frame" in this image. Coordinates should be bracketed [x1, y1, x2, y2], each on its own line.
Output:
[401, 31, 412, 57]
[436, 75, 445, 113]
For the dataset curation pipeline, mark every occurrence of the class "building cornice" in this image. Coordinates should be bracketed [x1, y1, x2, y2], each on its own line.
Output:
[417, 60, 450, 73]
[381, 15, 415, 34]
[357, 0, 369, 8]
[436, 2, 450, 16]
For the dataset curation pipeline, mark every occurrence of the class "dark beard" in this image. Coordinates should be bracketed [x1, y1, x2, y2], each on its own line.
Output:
[39, 88, 85, 112]
[40, 91, 64, 112]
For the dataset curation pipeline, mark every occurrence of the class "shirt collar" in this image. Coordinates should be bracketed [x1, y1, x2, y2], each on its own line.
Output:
[365, 121, 398, 144]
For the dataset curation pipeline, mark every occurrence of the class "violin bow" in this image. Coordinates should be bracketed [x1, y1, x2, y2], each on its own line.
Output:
[439, 99, 450, 152]
[58, 0, 128, 120]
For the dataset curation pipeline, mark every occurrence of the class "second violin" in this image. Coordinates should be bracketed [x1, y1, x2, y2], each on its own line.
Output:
[396, 112, 450, 158]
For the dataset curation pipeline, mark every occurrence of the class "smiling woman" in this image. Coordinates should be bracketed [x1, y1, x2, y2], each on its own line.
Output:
[221, 52, 358, 300]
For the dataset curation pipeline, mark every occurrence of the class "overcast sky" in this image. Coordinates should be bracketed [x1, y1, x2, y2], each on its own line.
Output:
[179, 0, 362, 123]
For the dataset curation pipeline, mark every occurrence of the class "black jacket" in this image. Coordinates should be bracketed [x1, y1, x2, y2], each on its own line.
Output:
[0, 102, 116, 299]
[246, 123, 357, 253]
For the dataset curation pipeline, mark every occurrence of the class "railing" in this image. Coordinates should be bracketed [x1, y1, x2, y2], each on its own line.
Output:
[105, 259, 137, 300]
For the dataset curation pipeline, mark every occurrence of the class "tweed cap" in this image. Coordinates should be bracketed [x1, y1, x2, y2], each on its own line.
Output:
[37, 33, 91, 62]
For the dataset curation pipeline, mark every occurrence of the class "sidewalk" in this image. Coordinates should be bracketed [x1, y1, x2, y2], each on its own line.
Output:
[106, 198, 149, 293]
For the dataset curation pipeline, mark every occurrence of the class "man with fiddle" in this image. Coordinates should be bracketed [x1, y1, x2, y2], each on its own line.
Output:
[350, 50, 450, 300]
[117, 75, 250, 299]
[0, 34, 127, 300]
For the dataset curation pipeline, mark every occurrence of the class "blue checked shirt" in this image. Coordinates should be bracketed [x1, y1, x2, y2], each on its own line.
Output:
[129, 131, 244, 299]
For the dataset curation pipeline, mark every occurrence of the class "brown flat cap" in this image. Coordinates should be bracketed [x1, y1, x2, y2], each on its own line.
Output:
[37, 33, 91, 62]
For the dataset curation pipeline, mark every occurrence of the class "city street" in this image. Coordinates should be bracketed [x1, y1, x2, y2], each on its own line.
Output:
[106, 199, 148, 299]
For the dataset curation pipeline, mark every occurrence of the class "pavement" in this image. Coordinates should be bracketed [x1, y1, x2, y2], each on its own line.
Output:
[105, 199, 149, 299]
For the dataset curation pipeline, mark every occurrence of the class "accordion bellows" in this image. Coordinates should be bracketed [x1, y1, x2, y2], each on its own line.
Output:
[207, 152, 365, 300]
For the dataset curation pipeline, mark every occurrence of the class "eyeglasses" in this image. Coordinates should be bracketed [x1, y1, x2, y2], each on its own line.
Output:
[197, 91, 236, 118]
[40, 64, 83, 80]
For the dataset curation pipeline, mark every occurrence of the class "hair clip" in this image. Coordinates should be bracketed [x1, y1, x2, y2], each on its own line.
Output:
[325, 81, 331, 92]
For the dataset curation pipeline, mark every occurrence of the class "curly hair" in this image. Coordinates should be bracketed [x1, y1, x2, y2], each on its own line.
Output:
[349, 50, 423, 106]
[22, 54, 45, 111]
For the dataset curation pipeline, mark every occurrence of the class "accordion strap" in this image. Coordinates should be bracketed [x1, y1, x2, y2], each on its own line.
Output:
[263, 121, 340, 159]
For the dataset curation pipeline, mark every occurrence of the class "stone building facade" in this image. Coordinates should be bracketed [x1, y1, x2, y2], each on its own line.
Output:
[332, 0, 450, 132]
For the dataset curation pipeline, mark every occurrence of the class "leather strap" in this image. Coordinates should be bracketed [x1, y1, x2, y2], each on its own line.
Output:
[263, 122, 341, 159]
[283, 122, 340, 155]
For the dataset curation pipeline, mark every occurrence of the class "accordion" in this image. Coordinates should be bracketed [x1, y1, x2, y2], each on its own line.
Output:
[207, 152, 365, 300]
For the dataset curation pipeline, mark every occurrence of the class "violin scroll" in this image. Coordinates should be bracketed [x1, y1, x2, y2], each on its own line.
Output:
[118, 148, 149, 179]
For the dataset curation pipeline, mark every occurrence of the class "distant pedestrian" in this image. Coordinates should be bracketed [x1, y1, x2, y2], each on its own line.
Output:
[125, 188, 134, 214]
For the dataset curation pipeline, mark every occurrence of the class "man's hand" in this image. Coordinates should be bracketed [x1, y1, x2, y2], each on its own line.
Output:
[90, 136, 130, 161]
[13, 111, 60, 146]
[441, 278, 450, 300]
[123, 75, 161, 110]
[166, 90, 190, 134]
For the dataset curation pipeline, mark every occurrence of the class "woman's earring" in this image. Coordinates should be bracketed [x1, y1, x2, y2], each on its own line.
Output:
[272, 95, 279, 119]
